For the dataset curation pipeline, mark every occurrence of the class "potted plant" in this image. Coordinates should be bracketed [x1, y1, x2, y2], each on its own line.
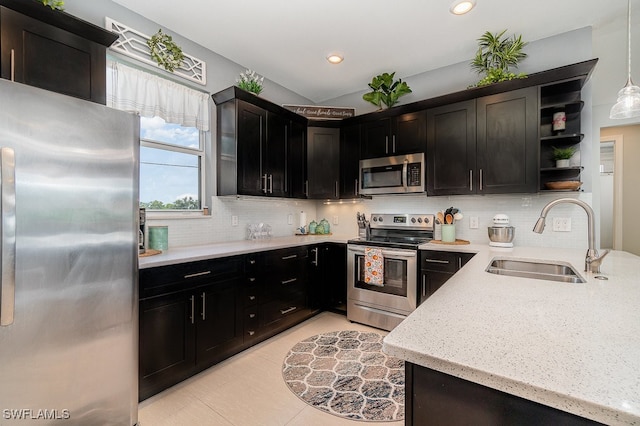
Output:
[38, 0, 64, 10]
[362, 72, 412, 109]
[551, 146, 576, 168]
[236, 69, 264, 95]
[470, 30, 528, 88]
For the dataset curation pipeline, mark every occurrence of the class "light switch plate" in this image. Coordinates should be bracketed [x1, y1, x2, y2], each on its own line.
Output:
[231, 215, 238, 226]
[469, 216, 479, 229]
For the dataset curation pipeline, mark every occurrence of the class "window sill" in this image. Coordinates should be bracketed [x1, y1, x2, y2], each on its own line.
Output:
[146, 211, 210, 220]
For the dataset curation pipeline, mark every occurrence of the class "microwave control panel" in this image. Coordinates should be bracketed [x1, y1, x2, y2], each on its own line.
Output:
[407, 163, 422, 186]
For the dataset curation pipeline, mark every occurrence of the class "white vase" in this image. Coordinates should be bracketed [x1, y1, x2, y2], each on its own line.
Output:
[556, 159, 570, 168]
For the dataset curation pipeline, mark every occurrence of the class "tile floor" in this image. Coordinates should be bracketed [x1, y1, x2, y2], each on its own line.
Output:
[138, 312, 403, 426]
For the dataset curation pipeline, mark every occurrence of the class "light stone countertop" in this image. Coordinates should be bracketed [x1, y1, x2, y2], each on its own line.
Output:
[384, 244, 640, 425]
[138, 234, 352, 269]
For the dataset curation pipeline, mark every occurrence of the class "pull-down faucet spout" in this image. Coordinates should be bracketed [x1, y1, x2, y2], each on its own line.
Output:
[533, 198, 609, 273]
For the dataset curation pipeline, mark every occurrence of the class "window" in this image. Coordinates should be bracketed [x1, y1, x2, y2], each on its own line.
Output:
[139, 117, 204, 210]
[106, 61, 210, 211]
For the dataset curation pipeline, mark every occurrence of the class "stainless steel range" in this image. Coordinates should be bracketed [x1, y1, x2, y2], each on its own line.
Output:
[347, 213, 434, 331]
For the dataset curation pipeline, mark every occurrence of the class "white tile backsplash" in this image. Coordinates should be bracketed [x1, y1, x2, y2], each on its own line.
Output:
[145, 192, 597, 251]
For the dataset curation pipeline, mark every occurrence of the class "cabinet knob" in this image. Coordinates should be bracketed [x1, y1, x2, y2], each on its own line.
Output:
[248, 330, 255, 336]
[249, 295, 256, 301]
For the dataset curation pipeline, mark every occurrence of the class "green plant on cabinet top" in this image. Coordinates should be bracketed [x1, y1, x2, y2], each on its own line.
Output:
[470, 30, 528, 87]
[362, 72, 412, 109]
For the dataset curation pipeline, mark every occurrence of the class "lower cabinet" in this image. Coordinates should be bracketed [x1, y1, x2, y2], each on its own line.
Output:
[309, 243, 347, 314]
[419, 250, 474, 304]
[139, 257, 244, 401]
[139, 246, 318, 400]
[406, 363, 601, 425]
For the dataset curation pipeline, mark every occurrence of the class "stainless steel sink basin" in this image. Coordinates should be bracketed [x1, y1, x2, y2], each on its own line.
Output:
[485, 258, 586, 283]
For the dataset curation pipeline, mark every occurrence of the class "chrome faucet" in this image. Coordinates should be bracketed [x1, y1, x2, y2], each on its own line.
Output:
[532, 198, 610, 273]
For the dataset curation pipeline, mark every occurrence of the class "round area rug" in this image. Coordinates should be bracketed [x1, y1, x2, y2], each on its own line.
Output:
[282, 330, 404, 422]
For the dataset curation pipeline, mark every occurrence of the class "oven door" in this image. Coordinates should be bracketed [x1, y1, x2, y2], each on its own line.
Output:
[347, 245, 417, 314]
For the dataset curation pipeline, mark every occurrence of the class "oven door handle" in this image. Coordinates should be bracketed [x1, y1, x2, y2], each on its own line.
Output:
[348, 246, 416, 258]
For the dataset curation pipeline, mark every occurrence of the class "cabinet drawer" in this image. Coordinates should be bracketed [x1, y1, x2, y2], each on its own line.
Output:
[263, 246, 308, 267]
[259, 296, 306, 328]
[140, 256, 243, 299]
[420, 251, 457, 273]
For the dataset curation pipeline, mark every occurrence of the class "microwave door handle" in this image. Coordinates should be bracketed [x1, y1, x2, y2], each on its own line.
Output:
[402, 160, 408, 190]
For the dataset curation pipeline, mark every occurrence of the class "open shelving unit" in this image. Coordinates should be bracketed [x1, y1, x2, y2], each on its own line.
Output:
[538, 78, 587, 192]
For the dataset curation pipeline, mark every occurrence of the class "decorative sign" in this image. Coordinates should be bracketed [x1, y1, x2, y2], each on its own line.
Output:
[105, 18, 206, 86]
[283, 105, 356, 120]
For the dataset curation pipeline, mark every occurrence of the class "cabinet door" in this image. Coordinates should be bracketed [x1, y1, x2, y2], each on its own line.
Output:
[139, 291, 196, 400]
[419, 271, 453, 305]
[308, 244, 346, 313]
[0, 7, 107, 103]
[237, 100, 265, 195]
[289, 119, 307, 198]
[361, 118, 391, 159]
[476, 87, 538, 194]
[307, 126, 340, 199]
[265, 112, 288, 197]
[393, 111, 427, 155]
[195, 278, 243, 366]
[339, 124, 361, 198]
[426, 100, 477, 195]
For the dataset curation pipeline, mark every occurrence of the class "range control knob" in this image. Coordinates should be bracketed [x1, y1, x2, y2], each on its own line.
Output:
[378, 216, 384, 222]
[417, 217, 423, 223]
[424, 217, 430, 224]
[411, 217, 417, 223]
[372, 216, 378, 222]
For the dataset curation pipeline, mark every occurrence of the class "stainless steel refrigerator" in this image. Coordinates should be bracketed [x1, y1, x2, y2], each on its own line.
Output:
[0, 79, 139, 425]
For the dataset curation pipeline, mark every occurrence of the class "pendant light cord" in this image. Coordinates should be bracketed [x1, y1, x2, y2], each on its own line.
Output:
[627, 0, 632, 83]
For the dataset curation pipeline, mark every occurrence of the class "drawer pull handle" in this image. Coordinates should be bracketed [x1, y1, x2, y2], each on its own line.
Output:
[281, 278, 297, 285]
[281, 254, 298, 260]
[249, 295, 256, 301]
[184, 271, 211, 279]
[249, 313, 256, 319]
[189, 295, 195, 324]
[201, 292, 206, 320]
[248, 277, 256, 282]
[249, 259, 256, 265]
[280, 306, 297, 315]
[424, 259, 450, 264]
[248, 330, 255, 336]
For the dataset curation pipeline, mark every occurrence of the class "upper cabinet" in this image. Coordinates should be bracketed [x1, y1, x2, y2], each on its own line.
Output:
[0, 0, 118, 104]
[538, 78, 586, 191]
[360, 111, 426, 159]
[306, 126, 340, 199]
[339, 124, 361, 199]
[213, 87, 307, 198]
[427, 87, 538, 195]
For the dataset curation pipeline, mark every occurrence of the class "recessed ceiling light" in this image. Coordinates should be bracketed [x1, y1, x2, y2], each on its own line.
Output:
[327, 54, 344, 64]
[450, 0, 476, 15]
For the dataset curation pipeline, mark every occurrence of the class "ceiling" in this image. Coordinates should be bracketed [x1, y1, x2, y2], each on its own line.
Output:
[112, 0, 628, 103]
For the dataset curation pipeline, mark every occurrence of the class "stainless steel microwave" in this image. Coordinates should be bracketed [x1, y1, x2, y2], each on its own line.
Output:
[359, 153, 425, 195]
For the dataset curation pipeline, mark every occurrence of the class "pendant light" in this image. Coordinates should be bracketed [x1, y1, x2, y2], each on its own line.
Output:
[610, 0, 640, 119]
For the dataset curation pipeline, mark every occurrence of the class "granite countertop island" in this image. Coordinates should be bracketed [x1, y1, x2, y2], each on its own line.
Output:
[384, 244, 640, 425]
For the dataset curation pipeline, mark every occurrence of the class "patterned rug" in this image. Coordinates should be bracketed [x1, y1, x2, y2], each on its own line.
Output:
[282, 330, 404, 422]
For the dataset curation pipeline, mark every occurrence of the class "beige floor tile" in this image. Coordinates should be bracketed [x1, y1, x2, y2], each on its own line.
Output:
[286, 405, 403, 426]
[139, 312, 397, 426]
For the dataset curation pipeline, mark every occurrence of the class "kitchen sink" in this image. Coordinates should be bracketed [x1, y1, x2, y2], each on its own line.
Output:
[485, 258, 586, 283]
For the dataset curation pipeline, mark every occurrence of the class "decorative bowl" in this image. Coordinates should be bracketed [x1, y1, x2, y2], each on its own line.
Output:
[545, 181, 582, 191]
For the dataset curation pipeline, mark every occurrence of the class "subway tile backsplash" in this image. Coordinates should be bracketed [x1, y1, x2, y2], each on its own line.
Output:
[145, 193, 594, 251]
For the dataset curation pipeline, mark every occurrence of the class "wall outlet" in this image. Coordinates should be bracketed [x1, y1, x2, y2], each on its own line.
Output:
[333, 216, 339, 225]
[552, 217, 571, 232]
[469, 216, 479, 229]
[231, 215, 238, 226]
[287, 214, 293, 225]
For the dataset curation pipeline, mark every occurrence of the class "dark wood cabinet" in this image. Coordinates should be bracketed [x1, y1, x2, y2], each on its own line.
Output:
[213, 87, 307, 197]
[427, 87, 537, 195]
[419, 250, 474, 304]
[426, 100, 477, 195]
[307, 126, 340, 199]
[361, 111, 426, 159]
[476, 87, 539, 194]
[138, 256, 244, 400]
[339, 124, 361, 199]
[309, 243, 347, 314]
[0, 1, 117, 104]
[289, 119, 307, 198]
[406, 362, 601, 426]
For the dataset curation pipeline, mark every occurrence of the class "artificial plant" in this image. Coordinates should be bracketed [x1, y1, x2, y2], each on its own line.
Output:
[470, 30, 528, 87]
[362, 72, 412, 109]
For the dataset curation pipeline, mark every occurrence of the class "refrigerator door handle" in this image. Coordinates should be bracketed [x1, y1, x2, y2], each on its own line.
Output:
[0, 147, 16, 326]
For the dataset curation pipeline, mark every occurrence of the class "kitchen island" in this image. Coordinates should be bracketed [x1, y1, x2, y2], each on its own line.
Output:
[384, 244, 640, 425]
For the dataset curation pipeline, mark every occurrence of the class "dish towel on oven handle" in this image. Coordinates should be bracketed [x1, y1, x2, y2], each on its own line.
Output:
[364, 247, 384, 286]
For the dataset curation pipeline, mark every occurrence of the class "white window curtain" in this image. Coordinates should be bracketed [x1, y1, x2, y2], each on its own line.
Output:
[107, 61, 210, 131]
